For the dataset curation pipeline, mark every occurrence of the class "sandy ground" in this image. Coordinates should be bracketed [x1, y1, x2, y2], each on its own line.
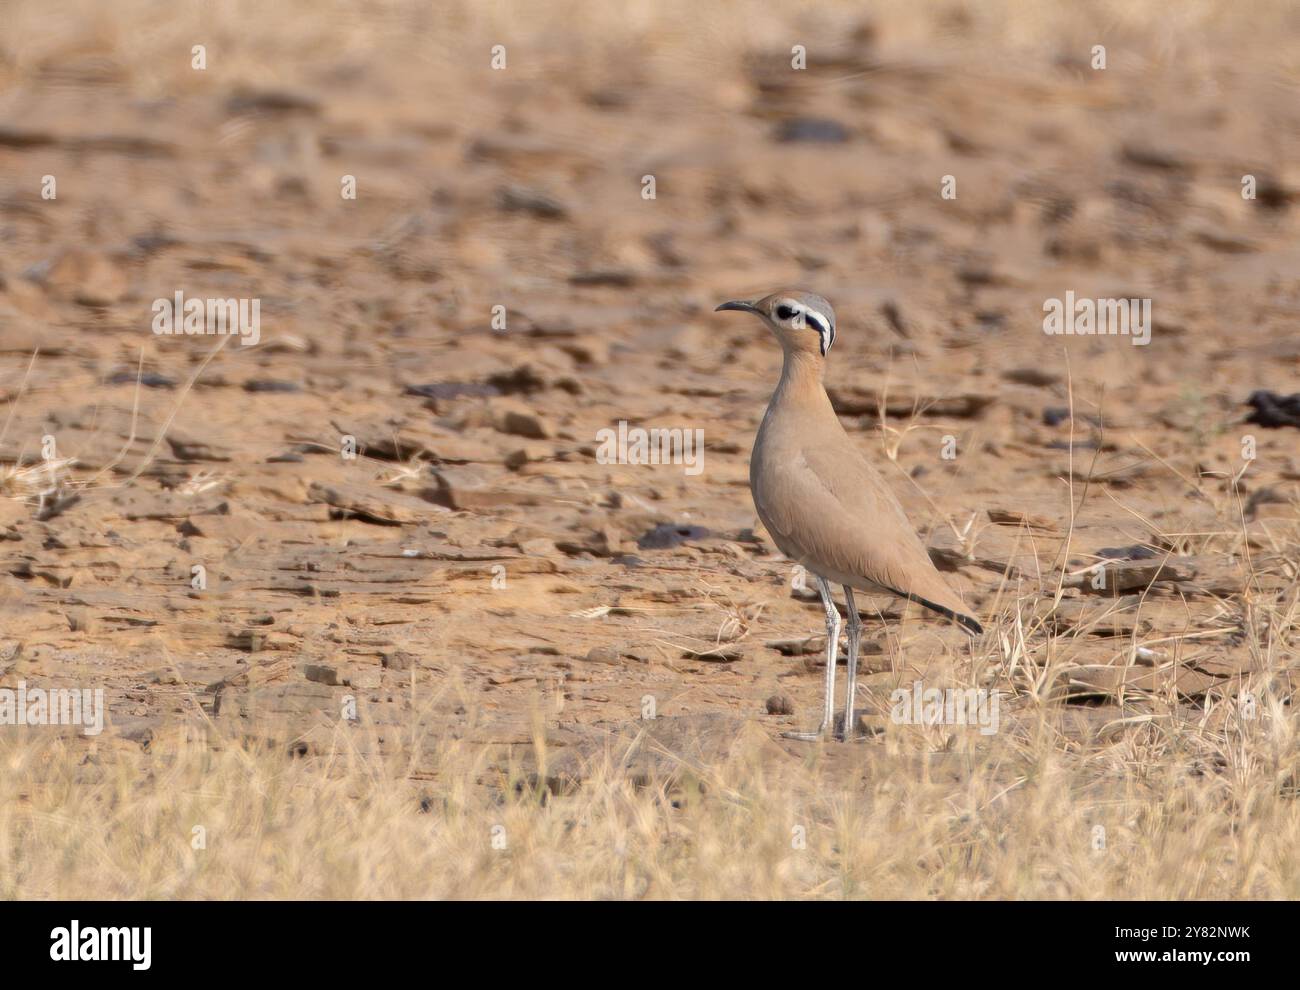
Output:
[0, 1, 1298, 898]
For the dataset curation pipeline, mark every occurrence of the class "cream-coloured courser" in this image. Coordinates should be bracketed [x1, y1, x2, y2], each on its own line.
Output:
[717, 289, 982, 741]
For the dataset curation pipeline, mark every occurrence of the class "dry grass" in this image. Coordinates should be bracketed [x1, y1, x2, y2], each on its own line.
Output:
[3, 667, 1299, 900]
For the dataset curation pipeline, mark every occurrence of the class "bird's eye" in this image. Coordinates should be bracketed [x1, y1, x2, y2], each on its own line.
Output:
[775, 305, 796, 320]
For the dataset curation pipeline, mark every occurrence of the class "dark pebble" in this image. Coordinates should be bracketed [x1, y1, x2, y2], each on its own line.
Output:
[244, 379, 302, 393]
[774, 118, 851, 143]
[1245, 390, 1300, 429]
[108, 370, 177, 388]
[637, 523, 711, 550]
[1096, 545, 1160, 561]
[766, 694, 795, 716]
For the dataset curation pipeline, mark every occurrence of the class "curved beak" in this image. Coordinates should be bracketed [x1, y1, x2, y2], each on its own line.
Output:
[715, 299, 760, 315]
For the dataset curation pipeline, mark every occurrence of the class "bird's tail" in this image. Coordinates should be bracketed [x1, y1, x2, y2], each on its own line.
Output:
[908, 593, 983, 635]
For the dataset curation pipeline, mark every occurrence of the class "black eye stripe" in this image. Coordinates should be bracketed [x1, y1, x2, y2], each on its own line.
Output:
[805, 310, 834, 354]
[773, 302, 835, 354]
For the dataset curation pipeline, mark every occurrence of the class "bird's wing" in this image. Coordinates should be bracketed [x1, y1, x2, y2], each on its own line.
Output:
[755, 438, 979, 629]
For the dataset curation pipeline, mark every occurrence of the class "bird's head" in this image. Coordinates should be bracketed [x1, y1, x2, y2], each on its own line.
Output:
[715, 290, 836, 358]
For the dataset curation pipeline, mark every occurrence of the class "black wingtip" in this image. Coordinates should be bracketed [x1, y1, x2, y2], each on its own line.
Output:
[908, 593, 983, 636]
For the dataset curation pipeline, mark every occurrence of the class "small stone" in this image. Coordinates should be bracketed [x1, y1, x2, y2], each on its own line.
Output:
[987, 508, 1059, 532]
[167, 432, 232, 462]
[1068, 559, 1196, 595]
[502, 410, 550, 439]
[557, 335, 610, 366]
[556, 524, 623, 557]
[1002, 367, 1061, 387]
[1245, 390, 1300, 429]
[381, 651, 415, 671]
[766, 694, 794, 716]
[108, 370, 177, 389]
[404, 381, 500, 407]
[583, 646, 621, 665]
[1096, 544, 1160, 561]
[774, 117, 851, 144]
[425, 466, 538, 510]
[766, 636, 822, 656]
[226, 87, 321, 116]
[519, 537, 559, 556]
[491, 399, 552, 439]
[505, 444, 548, 471]
[498, 184, 569, 220]
[486, 365, 548, 395]
[309, 480, 432, 523]
[244, 379, 302, 393]
[303, 663, 340, 685]
[681, 645, 744, 662]
[637, 524, 710, 550]
[569, 269, 636, 287]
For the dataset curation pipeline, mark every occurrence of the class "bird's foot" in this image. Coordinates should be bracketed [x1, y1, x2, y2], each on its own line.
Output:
[781, 715, 867, 743]
[781, 729, 827, 742]
[782, 717, 832, 742]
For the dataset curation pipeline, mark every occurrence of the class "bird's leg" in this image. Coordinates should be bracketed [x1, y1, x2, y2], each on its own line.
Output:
[842, 586, 862, 742]
[783, 574, 840, 741]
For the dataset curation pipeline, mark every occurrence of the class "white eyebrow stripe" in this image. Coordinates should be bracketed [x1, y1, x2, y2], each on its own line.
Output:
[800, 307, 835, 352]
[802, 309, 830, 333]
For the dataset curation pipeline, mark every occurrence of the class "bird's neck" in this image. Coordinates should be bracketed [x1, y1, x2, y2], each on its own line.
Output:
[773, 349, 828, 407]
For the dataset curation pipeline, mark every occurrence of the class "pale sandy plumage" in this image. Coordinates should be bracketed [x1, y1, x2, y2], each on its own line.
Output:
[717, 289, 981, 740]
[750, 354, 979, 630]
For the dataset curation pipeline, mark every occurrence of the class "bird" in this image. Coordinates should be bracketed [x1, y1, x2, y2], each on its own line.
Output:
[715, 290, 982, 741]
